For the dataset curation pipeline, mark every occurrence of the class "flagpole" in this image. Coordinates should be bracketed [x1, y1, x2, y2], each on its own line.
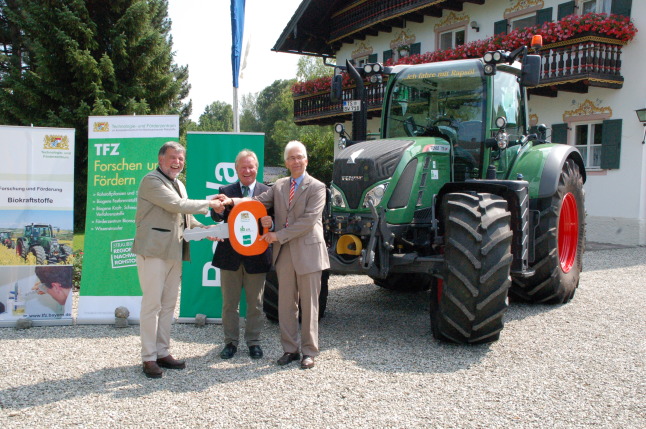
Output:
[233, 86, 239, 132]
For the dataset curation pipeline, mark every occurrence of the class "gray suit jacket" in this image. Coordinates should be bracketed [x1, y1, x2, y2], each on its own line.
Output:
[255, 173, 330, 275]
[132, 168, 209, 261]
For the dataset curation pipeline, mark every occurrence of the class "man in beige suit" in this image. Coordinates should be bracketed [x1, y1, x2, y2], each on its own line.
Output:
[132, 141, 223, 379]
[220, 140, 329, 369]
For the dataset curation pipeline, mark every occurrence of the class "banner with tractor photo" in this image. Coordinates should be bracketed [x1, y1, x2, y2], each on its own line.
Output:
[77, 115, 179, 324]
[0, 125, 75, 327]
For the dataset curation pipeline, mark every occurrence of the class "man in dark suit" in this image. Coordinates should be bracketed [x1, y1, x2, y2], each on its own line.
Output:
[132, 141, 223, 379]
[211, 150, 271, 360]
[220, 141, 329, 370]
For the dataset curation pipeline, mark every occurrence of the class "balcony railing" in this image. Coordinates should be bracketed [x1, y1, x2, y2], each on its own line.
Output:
[294, 36, 626, 124]
[293, 79, 388, 126]
[530, 34, 625, 96]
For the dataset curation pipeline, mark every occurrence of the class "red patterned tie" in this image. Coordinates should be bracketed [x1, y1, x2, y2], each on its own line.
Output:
[286, 178, 295, 227]
[289, 178, 295, 206]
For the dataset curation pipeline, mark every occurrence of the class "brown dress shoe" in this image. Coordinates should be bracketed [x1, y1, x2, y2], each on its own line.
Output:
[300, 355, 315, 370]
[156, 354, 186, 370]
[277, 352, 300, 366]
[143, 361, 163, 378]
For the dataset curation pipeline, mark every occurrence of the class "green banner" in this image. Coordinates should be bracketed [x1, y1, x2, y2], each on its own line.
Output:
[179, 132, 264, 320]
[78, 116, 179, 323]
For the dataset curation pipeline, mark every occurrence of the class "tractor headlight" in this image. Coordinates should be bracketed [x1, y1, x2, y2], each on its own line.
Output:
[496, 131, 509, 149]
[362, 183, 388, 208]
[331, 186, 346, 208]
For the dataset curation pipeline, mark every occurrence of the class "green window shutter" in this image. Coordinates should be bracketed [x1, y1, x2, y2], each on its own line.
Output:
[611, 0, 632, 17]
[600, 119, 622, 169]
[557, 1, 576, 20]
[383, 49, 393, 63]
[536, 7, 553, 26]
[551, 123, 568, 143]
[368, 53, 378, 63]
[494, 19, 508, 35]
[409, 42, 421, 56]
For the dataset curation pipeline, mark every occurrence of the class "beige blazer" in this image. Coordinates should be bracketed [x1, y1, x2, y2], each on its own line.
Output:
[132, 169, 209, 261]
[255, 173, 330, 275]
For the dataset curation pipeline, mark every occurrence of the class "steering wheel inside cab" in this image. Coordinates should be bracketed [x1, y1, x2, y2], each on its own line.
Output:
[403, 116, 456, 138]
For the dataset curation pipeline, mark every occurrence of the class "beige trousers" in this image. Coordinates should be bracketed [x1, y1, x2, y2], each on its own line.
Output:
[275, 243, 321, 357]
[137, 255, 182, 362]
[220, 265, 266, 347]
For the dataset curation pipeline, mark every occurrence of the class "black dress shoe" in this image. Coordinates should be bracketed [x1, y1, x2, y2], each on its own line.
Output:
[248, 345, 263, 359]
[143, 361, 163, 378]
[220, 343, 237, 359]
[300, 355, 315, 370]
[277, 352, 300, 366]
[156, 355, 186, 370]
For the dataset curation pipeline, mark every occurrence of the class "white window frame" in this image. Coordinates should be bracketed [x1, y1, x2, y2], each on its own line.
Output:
[511, 14, 537, 31]
[571, 121, 603, 170]
[439, 29, 465, 51]
[579, 0, 612, 14]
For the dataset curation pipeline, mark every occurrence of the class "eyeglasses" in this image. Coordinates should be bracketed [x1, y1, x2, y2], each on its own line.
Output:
[286, 154, 306, 162]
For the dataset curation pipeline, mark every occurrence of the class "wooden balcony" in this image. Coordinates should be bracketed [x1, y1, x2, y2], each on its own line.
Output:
[293, 79, 387, 126]
[529, 34, 625, 97]
[294, 35, 626, 124]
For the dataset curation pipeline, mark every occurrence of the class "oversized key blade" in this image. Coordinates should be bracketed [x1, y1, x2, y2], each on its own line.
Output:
[183, 223, 229, 241]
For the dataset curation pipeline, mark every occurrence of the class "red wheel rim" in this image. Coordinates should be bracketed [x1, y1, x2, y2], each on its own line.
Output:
[558, 192, 578, 273]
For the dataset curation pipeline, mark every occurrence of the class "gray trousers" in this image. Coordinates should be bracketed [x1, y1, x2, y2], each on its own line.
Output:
[220, 265, 266, 347]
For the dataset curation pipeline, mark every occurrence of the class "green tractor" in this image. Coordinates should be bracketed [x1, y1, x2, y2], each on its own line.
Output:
[325, 39, 585, 344]
[0, 231, 14, 249]
[16, 224, 73, 265]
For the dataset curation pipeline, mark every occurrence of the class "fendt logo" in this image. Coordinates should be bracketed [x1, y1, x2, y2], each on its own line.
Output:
[348, 148, 364, 164]
[341, 176, 363, 181]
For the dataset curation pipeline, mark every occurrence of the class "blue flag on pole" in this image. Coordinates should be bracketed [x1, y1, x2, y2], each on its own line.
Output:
[231, 0, 245, 88]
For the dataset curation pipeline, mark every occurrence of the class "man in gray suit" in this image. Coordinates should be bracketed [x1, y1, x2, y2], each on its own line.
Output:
[132, 141, 223, 379]
[220, 140, 329, 369]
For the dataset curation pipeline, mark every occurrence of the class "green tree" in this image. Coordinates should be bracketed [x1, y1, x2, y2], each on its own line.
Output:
[189, 100, 233, 131]
[0, 0, 189, 230]
[296, 56, 333, 81]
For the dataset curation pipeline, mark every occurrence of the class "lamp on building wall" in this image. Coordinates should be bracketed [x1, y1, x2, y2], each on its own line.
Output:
[636, 108, 646, 144]
[470, 21, 480, 32]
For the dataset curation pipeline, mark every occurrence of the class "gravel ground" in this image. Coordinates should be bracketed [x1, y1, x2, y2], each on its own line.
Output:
[1, 246, 645, 428]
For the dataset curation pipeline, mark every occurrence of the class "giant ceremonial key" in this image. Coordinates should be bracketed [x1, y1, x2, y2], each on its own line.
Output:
[183, 200, 269, 256]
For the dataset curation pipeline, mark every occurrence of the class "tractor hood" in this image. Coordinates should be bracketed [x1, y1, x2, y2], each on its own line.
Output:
[333, 139, 414, 209]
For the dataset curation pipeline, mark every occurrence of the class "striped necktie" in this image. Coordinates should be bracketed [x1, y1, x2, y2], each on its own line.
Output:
[289, 178, 295, 205]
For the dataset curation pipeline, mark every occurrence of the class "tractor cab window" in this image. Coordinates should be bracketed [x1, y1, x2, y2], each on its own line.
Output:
[384, 61, 486, 180]
[491, 71, 523, 141]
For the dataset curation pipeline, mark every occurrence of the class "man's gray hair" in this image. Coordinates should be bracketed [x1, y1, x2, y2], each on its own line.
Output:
[283, 140, 307, 161]
[235, 149, 259, 168]
[158, 141, 186, 156]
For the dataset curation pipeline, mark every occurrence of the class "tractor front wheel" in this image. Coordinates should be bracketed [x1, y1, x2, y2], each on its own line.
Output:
[510, 159, 585, 304]
[431, 192, 513, 344]
[17, 239, 28, 259]
[31, 246, 46, 265]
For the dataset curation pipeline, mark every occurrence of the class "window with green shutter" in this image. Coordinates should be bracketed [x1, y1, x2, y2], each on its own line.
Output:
[557, 1, 575, 20]
[551, 123, 568, 144]
[368, 53, 377, 63]
[536, 8, 553, 25]
[383, 50, 392, 63]
[600, 119, 622, 169]
[410, 42, 421, 56]
[494, 19, 508, 35]
[611, 0, 632, 17]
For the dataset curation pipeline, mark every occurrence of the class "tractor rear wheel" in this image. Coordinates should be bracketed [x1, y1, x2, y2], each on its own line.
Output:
[262, 269, 329, 322]
[372, 273, 432, 292]
[17, 240, 29, 259]
[31, 245, 46, 265]
[431, 192, 513, 344]
[510, 159, 585, 304]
